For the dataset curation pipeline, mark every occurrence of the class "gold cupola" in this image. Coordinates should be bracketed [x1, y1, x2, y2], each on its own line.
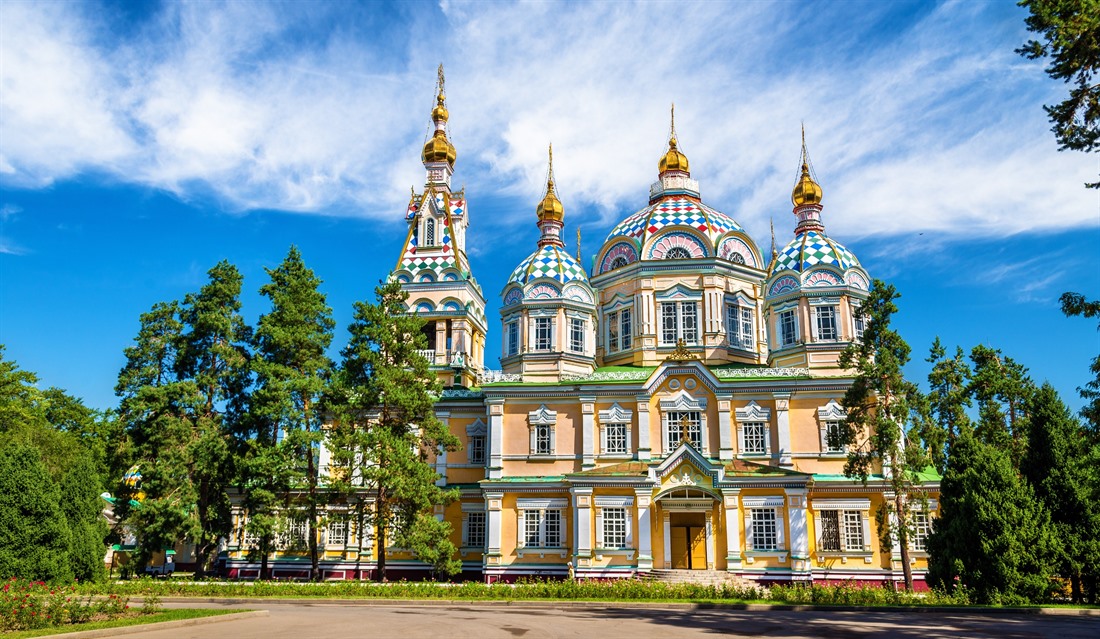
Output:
[791, 126, 822, 207]
[421, 65, 457, 167]
[658, 104, 690, 174]
[536, 144, 564, 223]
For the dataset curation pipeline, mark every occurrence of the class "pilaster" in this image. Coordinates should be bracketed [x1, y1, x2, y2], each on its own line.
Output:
[717, 395, 733, 461]
[785, 487, 811, 580]
[580, 396, 596, 469]
[571, 487, 593, 566]
[722, 488, 742, 570]
[636, 395, 651, 460]
[634, 488, 654, 571]
[487, 399, 505, 479]
[773, 392, 793, 466]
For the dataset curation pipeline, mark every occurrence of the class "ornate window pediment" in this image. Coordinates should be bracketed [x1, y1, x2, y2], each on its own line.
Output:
[528, 405, 557, 426]
[465, 419, 487, 436]
[818, 400, 846, 421]
[598, 402, 633, 423]
[659, 390, 707, 412]
[735, 400, 771, 422]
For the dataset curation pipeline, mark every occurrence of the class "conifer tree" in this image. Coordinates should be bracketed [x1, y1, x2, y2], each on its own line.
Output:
[332, 279, 460, 581]
[927, 428, 1054, 604]
[923, 338, 972, 472]
[1060, 292, 1100, 433]
[1021, 383, 1100, 603]
[968, 346, 1035, 465]
[837, 280, 929, 591]
[0, 444, 73, 583]
[250, 246, 334, 581]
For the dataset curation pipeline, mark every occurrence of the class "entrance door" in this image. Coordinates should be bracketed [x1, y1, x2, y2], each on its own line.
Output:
[670, 527, 690, 569]
[689, 526, 707, 569]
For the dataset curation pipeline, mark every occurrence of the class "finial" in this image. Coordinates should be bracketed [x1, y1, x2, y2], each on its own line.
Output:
[659, 104, 690, 174]
[770, 217, 777, 260]
[535, 143, 564, 226]
[437, 63, 445, 94]
[792, 124, 823, 207]
[547, 143, 555, 191]
[576, 227, 582, 262]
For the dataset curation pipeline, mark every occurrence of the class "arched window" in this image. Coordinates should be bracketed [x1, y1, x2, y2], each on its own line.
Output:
[610, 256, 629, 270]
[731, 252, 745, 264]
[425, 218, 436, 246]
[665, 247, 692, 260]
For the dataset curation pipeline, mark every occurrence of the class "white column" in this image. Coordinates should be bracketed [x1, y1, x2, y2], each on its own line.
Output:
[636, 396, 651, 460]
[705, 511, 715, 570]
[487, 399, 505, 479]
[580, 397, 595, 469]
[571, 487, 593, 562]
[717, 396, 734, 461]
[773, 393, 793, 466]
[635, 488, 653, 571]
[785, 488, 810, 578]
[722, 489, 742, 571]
[435, 412, 450, 487]
[662, 512, 672, 569]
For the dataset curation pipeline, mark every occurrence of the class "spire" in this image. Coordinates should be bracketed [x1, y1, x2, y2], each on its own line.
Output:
[536, 144, 565, 248]
[576, 227, 582, 262]
[791, 124, 822, 207]
[422, 63, 456, 168]
[770, 217, 777, 261]
[659, 103, 690, 174]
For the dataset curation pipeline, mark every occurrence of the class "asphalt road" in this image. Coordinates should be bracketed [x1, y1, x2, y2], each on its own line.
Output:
[115, 601, 1100, 639]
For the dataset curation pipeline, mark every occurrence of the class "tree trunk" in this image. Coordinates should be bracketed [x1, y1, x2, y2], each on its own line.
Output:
[261, 537, 270, 580]
[194, 541, 210, 579]
[308, 448, 320, 582]
[376, 492, 387, 582]
[895, 493, 914, 591]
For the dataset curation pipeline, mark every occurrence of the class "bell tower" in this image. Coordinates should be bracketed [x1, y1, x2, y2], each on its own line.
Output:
[391, 65, 487, 387]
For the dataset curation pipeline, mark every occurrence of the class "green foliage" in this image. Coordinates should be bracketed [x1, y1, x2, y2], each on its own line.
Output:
[59, 456, 108, 583]
[1021, 383, 1100, 603]
[927, 428, 1055, 604]
[330, 278, 460, 580]
[1, 579, 132, 632]
[923, 338, 972, 473]
[968, 345, 1035, 462]
[1061, 291, 1100, 432]
[0, 446, 74, 584]
[1017, 0, 1100, 188]
[767, 582, 971, 606]
[837, 280, 930, 591]
[247, 246, 334, 580]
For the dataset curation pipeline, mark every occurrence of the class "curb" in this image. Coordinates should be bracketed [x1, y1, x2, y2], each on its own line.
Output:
[32, 610, 269, 639]
[134, 597, 1100, 616]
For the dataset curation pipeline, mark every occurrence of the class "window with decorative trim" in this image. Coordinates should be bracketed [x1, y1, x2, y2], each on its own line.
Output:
[607, 308, 633, 352]
[602, 508, 628, 549]
[528, 405, 556, 456]
[814, 305, 838, 341]
[823, 422, 844, 453]
[534, 317, 553, 351]
[852, 303, 865, 341]
[325, 517, 347, 547]
[818, 400, 848, 454]
[660, 301, 699, 345]
[911, 510, 932, 552]
[569, 318, 585, 353]
[663, 410, 701, 451]
[750, 509, 778, 550]
[819, 510, 865, 552]
[595, 496, 634, 551]
[425, 218, 436, 246]
[506, 320, 519, 357]
[736, 401, 772, 456]
[519, 505, 564, 548]
[602, 423, 628, 455]
[535, 425, 552, 455]
[468, 435, 485, 464]
[725, 302, 754, 350]
[779, 308, 798, 346]
[462, 510, 486, 549]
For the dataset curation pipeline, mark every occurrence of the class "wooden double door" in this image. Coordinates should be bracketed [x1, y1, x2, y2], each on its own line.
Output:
[669, 513, 707, 570]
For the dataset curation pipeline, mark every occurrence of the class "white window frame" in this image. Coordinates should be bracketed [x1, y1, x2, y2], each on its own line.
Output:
[528, 405, 557, 456]
[466, 419, 487, 465]
[662, 410, 702, 451]
[818, 400, 848, 454]
[461, 506, 487, 550]
[659, 392, 707, 454]
[598, 403, 633, 457]
[736, 401, 772, 457]
[505, 320, 519, 357]
[725, 298, 754, 350]
[425, 217, 436, 247]
[602, 422, 629, 455]
[750, 509, 779, 551]
[778, 307, 799, 347]
[517, 499, 567, 549]
[852, 301, 866, 341]
[533, 317, 554, 351]
[743, 496, 786, 554]
[595, 496, 635, 552]
[814, 305, 839, 341]
[569, 317, 585, 353]
[325, 516, 347, 548]
[909, 503, 937, 553]
[659, 301, 700, 346]
[813, 498, 872, 555]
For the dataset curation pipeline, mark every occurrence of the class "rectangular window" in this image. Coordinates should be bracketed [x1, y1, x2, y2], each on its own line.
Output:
[468, 435, 485, 465]
[824, 421, 845, 453]
[535, 424, 552, 455]
[820, 511, 841, 551]
[534, 317, 553, 351]
[726, 304, 754, 349]
[522, 509, 563, 548]
[660, 301, 700, 346]
[326, 518, 347, 547]
[425, 218, 436, 246]
[602, 508, 628, 549]
[663, 410, 702, 451]
[620, 309, 632, 349]
[911, 511, 931, 552]
[603, 423, 628, 455]
[466, 512, 486, 549]
[742, 422, 767, 455]
[780, 309, 798, 346]
[750, 509, 778, 551]
[820, 510, 864, 552]
[570, 318, 585, 353]
[607, 310, 619, 352]
[506, 321, 519, 356]
[816, 305, 838, 341]
[853, 306, 865, 341]
[843, 510, 865, 551]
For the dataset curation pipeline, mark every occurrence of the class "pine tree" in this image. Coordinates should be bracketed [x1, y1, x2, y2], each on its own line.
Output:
[923, 338, 972, 472]
[1060, 292, 1100, 434]
[837, 279, 930, 591]
[250, 246, 334, 581]
[927, 428, 1055, 604]
[0, 444, 74, 583]
[968, 345, 1035, 464]
[59, 454, 109, 582]
[332, 279, 460, 581]
[175, 260, 252, 577]
[1021, 383, 1100, 603]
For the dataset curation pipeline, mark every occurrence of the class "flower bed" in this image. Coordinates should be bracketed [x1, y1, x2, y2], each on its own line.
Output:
[1, 578, 137, 632]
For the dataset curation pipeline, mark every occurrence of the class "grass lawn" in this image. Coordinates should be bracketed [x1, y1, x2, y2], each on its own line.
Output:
[3, 608, 242, 638]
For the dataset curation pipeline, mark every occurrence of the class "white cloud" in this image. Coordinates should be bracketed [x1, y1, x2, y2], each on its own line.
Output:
[0, 0, 1095, 242]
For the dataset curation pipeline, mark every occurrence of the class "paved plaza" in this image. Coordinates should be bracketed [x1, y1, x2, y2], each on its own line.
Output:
[109, 601, 1100, 639]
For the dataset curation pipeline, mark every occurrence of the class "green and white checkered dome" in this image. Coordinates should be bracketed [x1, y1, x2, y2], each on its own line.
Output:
[772, 229, 860, 274]
[507, 245, 590, 286]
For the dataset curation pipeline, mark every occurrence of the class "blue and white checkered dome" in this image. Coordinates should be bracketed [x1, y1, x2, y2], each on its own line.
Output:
[771, 229, 860, 274]
[507, 245, 590, 287]
[603, 196, 748, 254]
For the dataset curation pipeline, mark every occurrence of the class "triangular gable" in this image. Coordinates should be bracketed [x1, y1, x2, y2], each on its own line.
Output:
[649, 442, 724, 488]
[645, 360, 721, 396]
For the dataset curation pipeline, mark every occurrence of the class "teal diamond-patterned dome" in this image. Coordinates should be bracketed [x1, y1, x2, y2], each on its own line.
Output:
[604, 196, 746, 250]
[507, 245, 590, 286]
[772, 230, 859, 273]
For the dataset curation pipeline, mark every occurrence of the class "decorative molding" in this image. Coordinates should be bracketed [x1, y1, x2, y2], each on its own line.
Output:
[659, 390, 707, 411]
[768, 275, 800, 297]
[735, 400, 771, 422]
[528, 404, 557, 426]
[526, 283, 561, 299]
[465, 419, 487, 436]
[665, 338, 699, 362]
[598, 402, 633, 423]
[818, 400, 846, 421]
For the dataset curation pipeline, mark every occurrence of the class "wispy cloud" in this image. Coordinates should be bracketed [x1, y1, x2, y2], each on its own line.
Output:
[0, 0, 1095, 242]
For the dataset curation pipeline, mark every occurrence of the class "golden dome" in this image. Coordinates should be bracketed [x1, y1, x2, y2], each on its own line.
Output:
[422, 130, 456, 166]
[537, 144, 564, 222]
[791, 162, 822, 206]
[431, 92, 449, 124]
[659, 136, 690, 174]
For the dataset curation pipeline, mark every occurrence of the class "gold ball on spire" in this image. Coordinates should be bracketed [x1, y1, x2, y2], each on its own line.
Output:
[659, 136, 690, 174]
[422, 88, 456, 166]
[537, 144, 564, 222]
[791, 163, 823, 207]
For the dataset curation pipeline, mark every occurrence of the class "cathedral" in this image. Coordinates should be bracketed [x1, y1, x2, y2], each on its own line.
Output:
[225, 69, 939, 587]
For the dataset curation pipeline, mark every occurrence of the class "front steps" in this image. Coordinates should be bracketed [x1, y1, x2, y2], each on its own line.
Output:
[642, 569, 762, 592]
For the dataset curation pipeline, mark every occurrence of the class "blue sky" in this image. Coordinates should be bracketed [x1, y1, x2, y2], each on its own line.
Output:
[1, 0, 1097, 414]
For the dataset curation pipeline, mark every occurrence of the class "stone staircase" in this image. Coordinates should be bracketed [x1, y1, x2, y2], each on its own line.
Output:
[641, 569, 763, 592]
